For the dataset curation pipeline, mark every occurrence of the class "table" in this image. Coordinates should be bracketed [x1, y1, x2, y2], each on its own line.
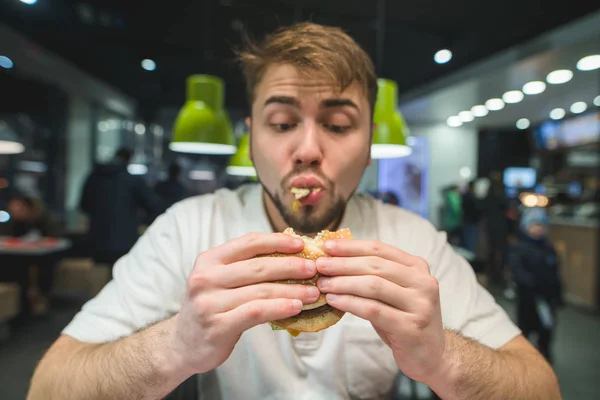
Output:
[0, 237, 72, 319]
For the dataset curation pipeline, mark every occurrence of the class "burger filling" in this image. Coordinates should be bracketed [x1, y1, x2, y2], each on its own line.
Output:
[290, 187, 322, 212]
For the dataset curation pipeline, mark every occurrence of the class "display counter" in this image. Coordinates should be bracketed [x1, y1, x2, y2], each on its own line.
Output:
[549, 217, 599, 311]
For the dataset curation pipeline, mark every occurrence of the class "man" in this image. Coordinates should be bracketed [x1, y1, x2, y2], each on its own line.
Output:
[79, 147, 165, 269]
[154, 162, 190, 209]
[28, 23, 561, 399]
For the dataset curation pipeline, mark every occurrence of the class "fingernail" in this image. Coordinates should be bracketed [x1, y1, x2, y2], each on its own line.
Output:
[307, 286, 320, 297]
[326, 294, 338, 302]
[291, 299, 303, 310]
[324, 240, 335, 250]
[317, 258, 329, 269]
[305, 260, 316, 271]
[318, 278, 330, 289]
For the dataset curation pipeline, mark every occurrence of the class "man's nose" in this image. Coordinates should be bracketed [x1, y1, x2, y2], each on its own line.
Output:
[292, 122, 323, 167]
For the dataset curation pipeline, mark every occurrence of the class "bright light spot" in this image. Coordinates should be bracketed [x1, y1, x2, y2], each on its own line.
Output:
[226, 166, 257, 177]
[471, 105, 489, 117]
[576, 55, 600, 71]
[522, 81, 546, 95]
[458, 111, 474, 122]
[447, 116, 463, 127]
[141, 59, 156, 71]
[546, 69, 573, 84]
[516, 118, 530, 130]
[188, 170, 216, 180]
[485, 98, 505, 111]
[370, 144, 412, 159]
[20, 0, 37, 5]
[521, 193, 538, 207]
[570, 101, 587, 114]
[537, 195, 549, 207]
[127, 164, 148, 175]
[434, 49, 452, 64]
[0, 56, 14, 69]
[134, 124, 146, 135]
[0, 210, 10, 223]
[98, 121, 109, 132]
[594, 95, 600, 107]
[549, 108, 566, 120]
[460, 167, 472, 179]
[502, 90, 524, 104]
[169, 142, 237, 155]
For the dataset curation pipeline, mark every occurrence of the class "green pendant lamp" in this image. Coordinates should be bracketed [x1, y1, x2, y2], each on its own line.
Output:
[0, 120, 25, 155]
[226, 133, 257, 178]
[170, 75, 236, 155]
[371, 79, 412, 159]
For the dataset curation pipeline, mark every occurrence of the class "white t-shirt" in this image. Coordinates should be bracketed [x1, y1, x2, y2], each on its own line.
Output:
[63, 183, 520, 400]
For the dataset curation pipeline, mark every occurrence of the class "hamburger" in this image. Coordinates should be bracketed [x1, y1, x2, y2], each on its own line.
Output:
[266, 227, 353, 336]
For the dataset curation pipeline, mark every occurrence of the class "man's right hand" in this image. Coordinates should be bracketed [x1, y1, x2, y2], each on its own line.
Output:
[168, 232, 318, 375]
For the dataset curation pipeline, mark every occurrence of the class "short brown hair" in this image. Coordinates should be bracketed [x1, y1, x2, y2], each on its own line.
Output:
[237, 22, 378, 111]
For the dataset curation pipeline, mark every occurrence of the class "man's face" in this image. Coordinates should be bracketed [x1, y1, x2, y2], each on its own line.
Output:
[247, 64, 372, 234]
[8, 199, 32, 221]
[528, 223, 547, 239]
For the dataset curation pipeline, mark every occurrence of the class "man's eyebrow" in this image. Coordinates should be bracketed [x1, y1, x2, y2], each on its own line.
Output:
[263, 96, 300, 108]
[320, 98, 359, 110]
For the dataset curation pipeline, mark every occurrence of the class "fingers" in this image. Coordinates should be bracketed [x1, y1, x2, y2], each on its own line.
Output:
[324, 240, 428, 271]
[316, 256, 419, 288]
[325, 293, 405, 328]
[208, 283, 321, 313]
[220, 298, 304, 333]
[317, 275, 417, 312]
[205, 232, 305, 265]
[205, 256, 316, 289]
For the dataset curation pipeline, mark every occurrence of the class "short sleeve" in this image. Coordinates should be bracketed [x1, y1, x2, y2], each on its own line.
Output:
[62, 205, 189, 343]
[426, 229, 521, 349]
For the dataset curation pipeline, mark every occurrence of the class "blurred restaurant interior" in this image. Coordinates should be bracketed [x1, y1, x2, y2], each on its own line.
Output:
[0, 0, 599, 399]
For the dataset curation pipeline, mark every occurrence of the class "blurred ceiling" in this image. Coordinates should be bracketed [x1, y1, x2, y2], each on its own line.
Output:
[1, 0, 600, 114]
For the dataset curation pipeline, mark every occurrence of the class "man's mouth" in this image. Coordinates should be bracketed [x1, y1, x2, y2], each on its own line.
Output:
[291, 187, 323, 212]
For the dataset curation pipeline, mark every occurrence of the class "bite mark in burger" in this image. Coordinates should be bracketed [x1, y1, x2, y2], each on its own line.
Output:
[263, 227, 352, 336]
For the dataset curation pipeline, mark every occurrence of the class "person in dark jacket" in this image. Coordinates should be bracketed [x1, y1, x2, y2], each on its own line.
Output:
[509, 207, 563, 364]
[80, 148, 165, 269]
[461, 180, 481, 252]
[154, 162, 191, 209]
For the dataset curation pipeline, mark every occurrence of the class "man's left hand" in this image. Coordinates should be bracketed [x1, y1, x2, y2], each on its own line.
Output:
[316, 239, 447, 384]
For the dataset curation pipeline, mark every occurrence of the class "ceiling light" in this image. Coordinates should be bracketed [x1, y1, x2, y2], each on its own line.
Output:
[188, 170, 216, 180]
[516, 118, 530, 130]
[522, 81, 546, 95]
[570, 101, 587, 114]
[485, 98, 505, 111]
[127, 164, 148, 175]
[546, 69, 573, 84]
[549, 108, 566, 120]
[471, 105, 489, 117]
[134, 123, 146, 135]
[20, 0, 37, 4]
[0, 56, 14, 69]
[447, 116, 462, 127]
[502, 90, 524, 104]
[576, 55, 600, 71]
[594, 95, 600, 107]
[434, 49, 452, 64]
[458, 111, 474, 122]
[0, 211, 10, 224]
[141, 59, 156, 71]
[460, 167, 472, 179]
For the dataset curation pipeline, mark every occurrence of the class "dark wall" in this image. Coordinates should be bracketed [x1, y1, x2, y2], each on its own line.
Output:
[478, 128, 533, 178]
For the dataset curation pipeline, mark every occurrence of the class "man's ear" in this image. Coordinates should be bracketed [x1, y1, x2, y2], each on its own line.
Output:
[245, 116, 253, 161]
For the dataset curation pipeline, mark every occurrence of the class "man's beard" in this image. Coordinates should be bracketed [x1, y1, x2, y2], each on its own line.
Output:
[262, 186, 346, 234]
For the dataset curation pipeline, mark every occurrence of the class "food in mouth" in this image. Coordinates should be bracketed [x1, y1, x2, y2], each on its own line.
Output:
[263, 227, 352, 336]
[290, 187, 322, 212]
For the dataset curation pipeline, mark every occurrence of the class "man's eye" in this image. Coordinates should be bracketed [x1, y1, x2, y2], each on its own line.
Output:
[324, 124, 350, 134]
[270, 123, 296, 132]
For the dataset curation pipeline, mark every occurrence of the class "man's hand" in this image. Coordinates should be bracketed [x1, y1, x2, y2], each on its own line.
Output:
[315, 239, 445, 384]
[170, 232, 321, 375]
